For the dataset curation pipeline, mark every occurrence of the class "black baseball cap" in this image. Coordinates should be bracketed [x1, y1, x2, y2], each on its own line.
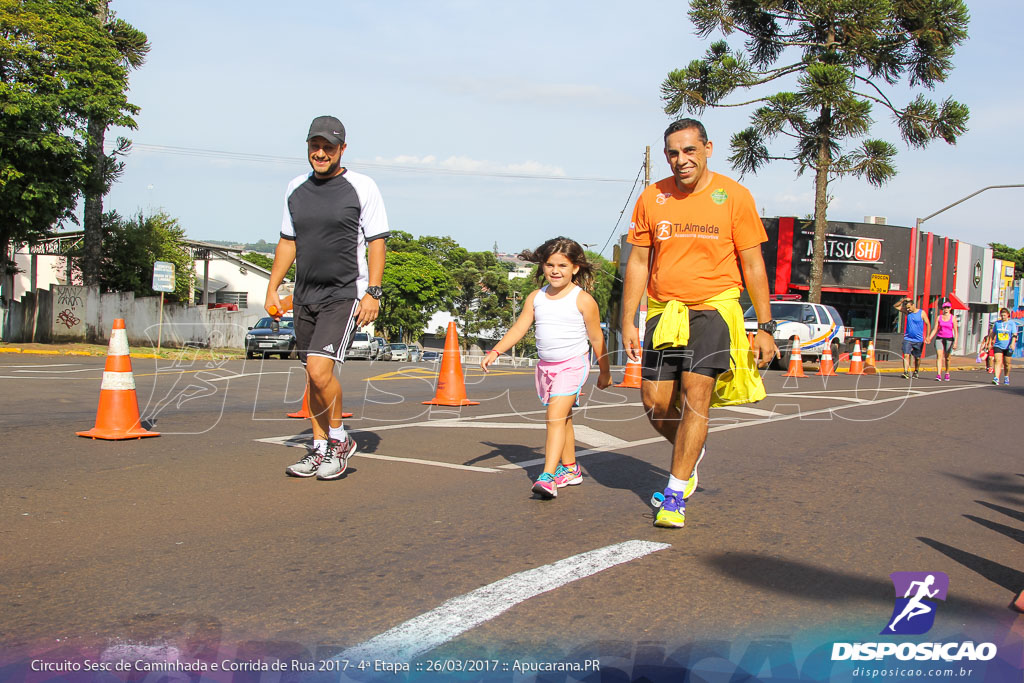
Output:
[306, 115, 346, 145]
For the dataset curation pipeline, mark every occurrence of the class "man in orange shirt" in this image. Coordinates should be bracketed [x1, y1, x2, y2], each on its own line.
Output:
[621, 118, 777, 528]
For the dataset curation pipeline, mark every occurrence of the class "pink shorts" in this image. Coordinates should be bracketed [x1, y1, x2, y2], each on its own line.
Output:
[535, 353, 589, 406]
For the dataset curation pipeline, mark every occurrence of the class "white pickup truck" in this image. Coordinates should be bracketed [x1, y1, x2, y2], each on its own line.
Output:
[744, 300, 848, 367]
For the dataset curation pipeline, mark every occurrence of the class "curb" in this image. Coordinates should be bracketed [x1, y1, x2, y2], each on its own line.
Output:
[0, 347, 228, 360]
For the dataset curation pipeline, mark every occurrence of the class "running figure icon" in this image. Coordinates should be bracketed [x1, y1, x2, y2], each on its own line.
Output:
[882, 571, 948, 635]
[888, 574, 939, 631]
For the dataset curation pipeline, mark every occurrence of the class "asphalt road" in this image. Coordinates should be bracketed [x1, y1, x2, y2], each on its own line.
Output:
[1, 352, 1021, 680]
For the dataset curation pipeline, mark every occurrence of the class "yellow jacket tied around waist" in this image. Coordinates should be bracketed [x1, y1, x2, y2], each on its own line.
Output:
[646, 287, 766, 407]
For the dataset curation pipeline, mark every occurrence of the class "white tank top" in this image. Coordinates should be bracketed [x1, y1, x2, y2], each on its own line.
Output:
[533, 285, 589, 362]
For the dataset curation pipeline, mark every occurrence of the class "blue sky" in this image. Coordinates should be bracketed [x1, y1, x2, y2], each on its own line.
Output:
[105, 0, 1023, 256]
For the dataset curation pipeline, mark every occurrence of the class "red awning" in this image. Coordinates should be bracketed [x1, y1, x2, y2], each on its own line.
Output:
[945, 292, 969, 310]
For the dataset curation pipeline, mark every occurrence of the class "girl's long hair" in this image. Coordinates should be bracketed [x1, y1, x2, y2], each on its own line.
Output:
[518, 236, 595, 291]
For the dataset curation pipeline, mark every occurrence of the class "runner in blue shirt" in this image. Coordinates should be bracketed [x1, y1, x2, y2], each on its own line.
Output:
[895, 297, 930, 379]
[991, 308, 1017, 386]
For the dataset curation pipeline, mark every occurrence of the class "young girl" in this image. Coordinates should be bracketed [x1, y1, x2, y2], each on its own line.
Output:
[481, 237, 611, 499]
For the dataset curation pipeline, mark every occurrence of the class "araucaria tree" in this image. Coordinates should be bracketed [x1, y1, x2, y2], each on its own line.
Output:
[661, 0, 970, 303]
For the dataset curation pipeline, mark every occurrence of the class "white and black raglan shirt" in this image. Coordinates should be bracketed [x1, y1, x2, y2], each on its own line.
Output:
[280, 169, 390, 306]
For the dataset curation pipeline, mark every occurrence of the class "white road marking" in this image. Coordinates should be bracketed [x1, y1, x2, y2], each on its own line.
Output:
[336, 540, 670, 663]
[253, 435, 502, 473]
[0, 363, 78, 368]
[205, 371, 290, 382]
[363, 420, 628, 449]
[499, 384, 984, 469]
[716, 405, 776, 416]
[256, 384, 984, 472]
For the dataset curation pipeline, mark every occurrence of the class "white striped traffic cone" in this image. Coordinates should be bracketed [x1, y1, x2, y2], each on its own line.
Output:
[77, 319, 159, 440]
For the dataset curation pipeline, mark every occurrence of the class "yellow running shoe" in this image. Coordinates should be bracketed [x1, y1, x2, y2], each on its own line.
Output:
[654, 490, 685, 528]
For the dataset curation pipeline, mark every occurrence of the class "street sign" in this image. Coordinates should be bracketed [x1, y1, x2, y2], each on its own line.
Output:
[870, 274, 890, 294]
[152, 261, 175, 293]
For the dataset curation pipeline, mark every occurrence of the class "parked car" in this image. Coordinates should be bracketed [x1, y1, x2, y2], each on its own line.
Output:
[389, 342, 410, 361]
[421, 350, 441, 363]
[245, 316, 297, 359]
[743, 299, 847, 368]
[371, 336, 387, 360]
[347, 331, 374, 359]
[379, 343, 392, 361]
[408, 346, 422, 362]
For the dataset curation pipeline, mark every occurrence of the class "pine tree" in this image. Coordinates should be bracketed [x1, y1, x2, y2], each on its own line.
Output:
[661, 0, 969, 302]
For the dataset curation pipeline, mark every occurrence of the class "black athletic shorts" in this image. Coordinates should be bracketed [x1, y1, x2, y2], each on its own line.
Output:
[641, 309, 731, 381]
[294, 298, 358, 364]
[994, 346, 1013, 357]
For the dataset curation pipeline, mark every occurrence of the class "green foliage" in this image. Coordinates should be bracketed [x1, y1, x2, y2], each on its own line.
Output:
[0, 0, 143, 278]
[662, 0, 971, 302]
[380, 233, 619, 349]
[990, 243, 1023, 275]
[65, 210, 195, 301]
[239, 251, 294, 280]
[378, 251, 453, 342]
[448, 250, 515, 347]
[387, 230, 469, 269]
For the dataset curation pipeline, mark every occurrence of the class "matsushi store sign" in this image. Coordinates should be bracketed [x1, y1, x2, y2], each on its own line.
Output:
[800, 231, 883, 264]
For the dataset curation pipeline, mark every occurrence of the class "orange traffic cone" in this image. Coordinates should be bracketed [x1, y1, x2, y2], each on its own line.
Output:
[77, 319, 159, 440]
[865, 340, 877, 372]
[423, 322, 479, 406]
[816, 343, 837, 376]
[782, 338, 806, 377]
[615, 357, 643, 388]
[847, 339, 865, 375]
[1014, 589, 1024, 613]
[287, 384, 352, 419]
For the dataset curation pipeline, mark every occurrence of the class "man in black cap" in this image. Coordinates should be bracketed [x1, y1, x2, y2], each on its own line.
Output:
[266, 115, 390, 480]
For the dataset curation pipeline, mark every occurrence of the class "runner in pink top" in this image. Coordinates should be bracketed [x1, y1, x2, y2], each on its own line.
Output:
[926, 301, 958, 381]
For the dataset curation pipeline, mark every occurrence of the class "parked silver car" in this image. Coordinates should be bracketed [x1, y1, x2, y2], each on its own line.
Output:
[347, 332, 374, 359]
[389, 342, 410, 361]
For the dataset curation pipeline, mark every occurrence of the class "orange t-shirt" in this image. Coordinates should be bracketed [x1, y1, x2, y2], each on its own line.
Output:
[628, 172, 767, 302]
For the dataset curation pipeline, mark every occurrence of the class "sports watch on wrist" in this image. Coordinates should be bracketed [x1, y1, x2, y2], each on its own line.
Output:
[365, 285, 383, 300]
[757, 320, 778, 335]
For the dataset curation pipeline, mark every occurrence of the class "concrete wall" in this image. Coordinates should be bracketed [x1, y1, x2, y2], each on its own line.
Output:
[4, 285, 264, 349]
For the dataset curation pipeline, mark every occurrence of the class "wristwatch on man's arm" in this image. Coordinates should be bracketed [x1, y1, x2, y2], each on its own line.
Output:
[757, 320, 777, 336]
[365, 285, 383, 300]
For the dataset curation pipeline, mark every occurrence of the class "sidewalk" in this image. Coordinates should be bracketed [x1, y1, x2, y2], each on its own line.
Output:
[0, 341, 992, 374]
[817, 352, 986, 375]
[0, 341, 244, 361]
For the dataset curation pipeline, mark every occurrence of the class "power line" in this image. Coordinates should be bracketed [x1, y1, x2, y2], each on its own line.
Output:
[126, 143, 634, 183]
[598, 157, 645, 257]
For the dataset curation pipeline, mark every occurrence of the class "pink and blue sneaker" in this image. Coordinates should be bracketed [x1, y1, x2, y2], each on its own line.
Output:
[532, 472, 557, 499]
[554, 462, 583, 488]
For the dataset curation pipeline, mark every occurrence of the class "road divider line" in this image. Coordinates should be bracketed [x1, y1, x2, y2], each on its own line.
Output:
[500, 385, 983, 468]
[336, 540, 671, 663]
[259, 385, 982, 472]
[254, 435, 502, 472]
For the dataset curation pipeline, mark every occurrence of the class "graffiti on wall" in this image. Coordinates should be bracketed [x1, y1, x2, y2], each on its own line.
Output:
[52, 285, 86, 336]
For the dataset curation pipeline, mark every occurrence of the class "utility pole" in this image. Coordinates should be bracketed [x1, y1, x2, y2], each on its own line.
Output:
[644, 146, 650, 187]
